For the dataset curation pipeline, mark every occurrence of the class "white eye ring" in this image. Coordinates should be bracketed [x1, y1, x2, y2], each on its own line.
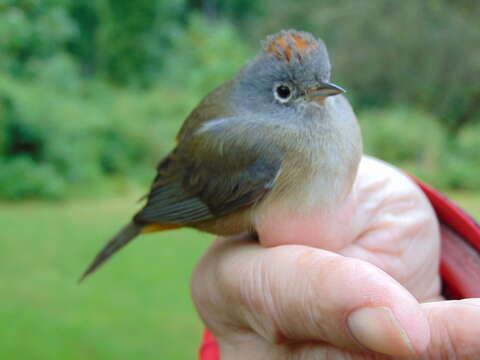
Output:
[273, 84, 293, 103]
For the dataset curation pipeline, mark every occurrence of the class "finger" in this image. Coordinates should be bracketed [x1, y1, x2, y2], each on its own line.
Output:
[418, 299, 480, 359]
[340, 156, 442, 302]
[192, 237, 430, 357]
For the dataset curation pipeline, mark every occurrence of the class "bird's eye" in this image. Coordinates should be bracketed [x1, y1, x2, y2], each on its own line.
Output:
[274, 84, 292, 103]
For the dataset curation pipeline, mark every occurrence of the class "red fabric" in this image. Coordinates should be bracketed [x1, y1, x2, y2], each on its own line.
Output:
[199, 178, 480, 359]
[199, 330, 220, 360]
[411, 178, 480, 299]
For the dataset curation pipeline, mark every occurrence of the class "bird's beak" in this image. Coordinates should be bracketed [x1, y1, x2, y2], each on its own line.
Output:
[307, 82, 346, 102]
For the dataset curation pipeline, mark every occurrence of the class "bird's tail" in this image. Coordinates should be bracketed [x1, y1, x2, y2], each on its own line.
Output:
[79, 222, 142, 282]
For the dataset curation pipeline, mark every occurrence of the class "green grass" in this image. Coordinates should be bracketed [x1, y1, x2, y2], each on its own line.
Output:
[0, 197, 213, 360]
[1, 191, 479, 360]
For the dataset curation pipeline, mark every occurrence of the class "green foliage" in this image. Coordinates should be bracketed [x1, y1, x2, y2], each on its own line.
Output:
[0, 14, 255, 200]
[1, 0, 480, 200]
[361, 107, 443, 165]
[0, 77, 171, 199]
[187, 0, 263, 23]
[163, 14, 252, 93]
[0, 0, 260, 87]
[0, 157, 66, 200]
[433, 153, 480, 191]
[0, 0, 77, 78]
[361, 107, 480, 190]
[95, 0, 185, 86]
[424, 123, 480, 190]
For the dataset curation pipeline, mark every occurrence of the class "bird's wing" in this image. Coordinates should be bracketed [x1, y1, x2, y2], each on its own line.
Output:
[134, 117, 282, 225]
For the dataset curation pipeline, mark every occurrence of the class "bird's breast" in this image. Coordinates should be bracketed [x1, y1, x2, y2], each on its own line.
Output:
[254, 95, 362, 218]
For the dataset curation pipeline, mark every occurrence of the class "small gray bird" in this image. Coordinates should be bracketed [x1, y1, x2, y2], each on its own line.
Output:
[81, 29, 362, 280]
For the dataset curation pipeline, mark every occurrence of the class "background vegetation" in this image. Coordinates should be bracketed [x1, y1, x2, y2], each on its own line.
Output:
[1, 0, 479, 359]
[1, 0, 479, 200]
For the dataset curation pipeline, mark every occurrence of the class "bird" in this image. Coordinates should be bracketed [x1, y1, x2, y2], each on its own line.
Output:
[80, 29, 362, 281]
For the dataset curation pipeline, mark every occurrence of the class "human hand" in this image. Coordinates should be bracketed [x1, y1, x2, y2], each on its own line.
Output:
[192, 156, 480, 359]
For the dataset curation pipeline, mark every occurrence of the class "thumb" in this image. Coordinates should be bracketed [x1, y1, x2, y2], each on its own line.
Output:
[192, 236, 430, 357]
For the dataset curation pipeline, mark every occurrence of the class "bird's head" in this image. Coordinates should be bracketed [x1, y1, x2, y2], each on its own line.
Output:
[233, 30, 345, 117]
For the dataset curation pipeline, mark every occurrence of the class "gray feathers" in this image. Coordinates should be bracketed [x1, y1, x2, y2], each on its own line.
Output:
[136, 183, 212, 223]
[232, 30, 332, 119]
[80, 222, 141, 281]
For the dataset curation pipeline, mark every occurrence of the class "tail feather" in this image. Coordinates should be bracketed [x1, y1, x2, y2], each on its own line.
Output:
[79, 222, 141, 282]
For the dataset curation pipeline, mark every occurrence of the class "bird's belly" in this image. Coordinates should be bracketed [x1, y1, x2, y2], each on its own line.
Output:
[192, 207, 254, 236]
[268, 155, 354, 214]
[250, 171, 354, 250]
[249, 150, 358, 248]
[293, 170, 347, 211]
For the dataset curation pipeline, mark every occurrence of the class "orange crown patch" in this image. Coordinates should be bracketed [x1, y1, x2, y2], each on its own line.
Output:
[265, 32, 317, 61]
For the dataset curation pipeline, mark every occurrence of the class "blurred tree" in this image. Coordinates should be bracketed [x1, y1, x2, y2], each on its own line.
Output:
[95, 0, 186, 87]
[0, 0, 77, 78]
[162, 14, 252, 93]
[0, 11, 255, 199]
[0, 96, 13, 155]
[0, 0, 261, 87]
[68, 0, 99, 77]
[186, 0, 262, 23]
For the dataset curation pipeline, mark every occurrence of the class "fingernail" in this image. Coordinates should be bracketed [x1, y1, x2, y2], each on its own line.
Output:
[347, 306, 414, 356]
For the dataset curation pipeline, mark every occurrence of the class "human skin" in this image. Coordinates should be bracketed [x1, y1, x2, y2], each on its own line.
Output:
[191, 156, 480, 359]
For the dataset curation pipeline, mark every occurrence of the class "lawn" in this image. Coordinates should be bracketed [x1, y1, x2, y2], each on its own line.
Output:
[0, 196, 213, 360]
[1, 191, 479, 360]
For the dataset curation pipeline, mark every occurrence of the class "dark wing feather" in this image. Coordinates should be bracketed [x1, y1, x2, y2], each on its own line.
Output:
[138, 182, 212, 223]
[134, 117, 282, 226]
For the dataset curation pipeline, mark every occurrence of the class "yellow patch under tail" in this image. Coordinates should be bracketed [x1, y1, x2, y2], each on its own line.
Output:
[141, 223, 183, 234]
